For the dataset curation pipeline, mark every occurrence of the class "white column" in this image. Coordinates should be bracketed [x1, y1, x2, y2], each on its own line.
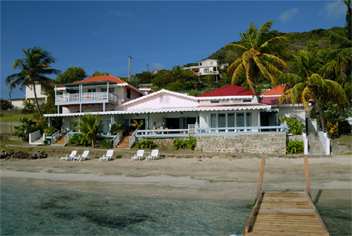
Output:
[79, 84, 82, 113]
[106, 82, 109, 102]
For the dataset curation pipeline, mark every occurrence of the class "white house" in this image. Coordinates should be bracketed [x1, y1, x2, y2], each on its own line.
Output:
[44, 81, 304, 154]
[10, 82, 48, 109]
[183, 59, 220, 76]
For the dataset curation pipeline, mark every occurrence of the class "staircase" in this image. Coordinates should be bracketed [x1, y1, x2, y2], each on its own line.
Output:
[54, 135, 66, 146]
[117, 135, 130, 148]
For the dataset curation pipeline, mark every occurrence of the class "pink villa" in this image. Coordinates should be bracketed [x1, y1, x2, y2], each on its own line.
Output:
[44, 75, 306, 154]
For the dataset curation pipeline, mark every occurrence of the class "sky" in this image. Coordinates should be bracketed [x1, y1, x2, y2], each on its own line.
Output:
[1, 0, 346, 99]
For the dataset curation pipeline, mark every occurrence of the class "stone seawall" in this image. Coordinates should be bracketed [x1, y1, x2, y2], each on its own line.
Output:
[195, 132, 287, 155]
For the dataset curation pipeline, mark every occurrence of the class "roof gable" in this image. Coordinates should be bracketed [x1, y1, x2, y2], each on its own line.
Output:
[121, 89, 198, 111]
[199, 84, 253, 97]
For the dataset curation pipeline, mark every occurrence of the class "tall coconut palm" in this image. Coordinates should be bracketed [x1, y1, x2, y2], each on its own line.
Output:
[6, 47, 59, 115]
[227, 21, 287, 94]
[281, 73, 348, 130]
[79, 115, 101, 148]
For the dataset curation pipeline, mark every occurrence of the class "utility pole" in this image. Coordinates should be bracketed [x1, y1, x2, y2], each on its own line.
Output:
[128, 56, 133, 81]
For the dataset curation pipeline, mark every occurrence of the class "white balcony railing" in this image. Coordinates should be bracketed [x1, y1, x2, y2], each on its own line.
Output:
[55, 92, 118, 105]
[135, 125, 287, 138]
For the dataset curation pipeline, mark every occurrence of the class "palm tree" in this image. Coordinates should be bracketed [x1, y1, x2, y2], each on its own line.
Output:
[227, 21, 287, 94]
[6, 47, 59, 115]
[281, 73, 348, 130]
[79, 115, 101, 148]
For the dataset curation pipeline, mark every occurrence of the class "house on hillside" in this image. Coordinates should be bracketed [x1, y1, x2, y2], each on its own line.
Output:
[10, 83, 48, 109]
[44, 78, 304, 154]
[183, 59, 220, 76]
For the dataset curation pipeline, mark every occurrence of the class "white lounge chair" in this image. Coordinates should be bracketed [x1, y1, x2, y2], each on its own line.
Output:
[99, 149, 114, 161]
[146, 149, 160, 160]
[78, 150, 90, 161]
[131, 150, 144, 160]
[61, 150, 77, 161]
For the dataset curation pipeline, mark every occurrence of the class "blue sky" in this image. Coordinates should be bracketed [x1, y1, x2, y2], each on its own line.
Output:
[1, 1, 346, 99]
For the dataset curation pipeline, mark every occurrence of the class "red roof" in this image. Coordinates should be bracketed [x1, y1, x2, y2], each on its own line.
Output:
[260, 85, 286, 105]
[199, 84, 253, 97]
[261, 84, 286, 96]
[73, 75, 126, 84]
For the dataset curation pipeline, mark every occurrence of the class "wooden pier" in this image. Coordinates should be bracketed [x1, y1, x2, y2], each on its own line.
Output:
[243, 157, 329, 236]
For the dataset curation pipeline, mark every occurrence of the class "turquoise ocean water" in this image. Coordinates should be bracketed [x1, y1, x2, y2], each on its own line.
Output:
[0, 178, 351, 236]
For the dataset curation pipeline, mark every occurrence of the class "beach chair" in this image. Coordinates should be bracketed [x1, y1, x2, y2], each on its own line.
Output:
[146, 149, 160, 160]
[78, 150, 90, 161]
[131, 149, 144, 160]
[60, 150, 77, 161]
[99, 149, 114, 161]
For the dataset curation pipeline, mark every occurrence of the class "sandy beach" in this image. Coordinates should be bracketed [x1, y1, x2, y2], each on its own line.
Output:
[1, 156, 351, 200]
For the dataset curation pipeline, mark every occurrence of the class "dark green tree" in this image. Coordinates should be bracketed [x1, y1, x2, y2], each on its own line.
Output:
[56, 67, 86, 84]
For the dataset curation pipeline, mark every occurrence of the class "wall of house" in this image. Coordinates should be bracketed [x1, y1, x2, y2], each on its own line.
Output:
[123, 93, 198, 111]
[26, 83, 47, 100]
[195, 132, 286, 155]
[10, 99, 25, 109]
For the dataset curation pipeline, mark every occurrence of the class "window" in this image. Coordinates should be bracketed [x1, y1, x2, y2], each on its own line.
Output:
[236, 113, 244, 127]
[213, 67, 217, 71]
[101, 88, 107, 92]
[88, 89, 96, 93]
[210, 114, 217, 128]
[246, 112, 252, 127]
[204, 68, 209, 73]
[210, 100, 220, 103]
[126, 88, 131, 99]
[228, 113, 235, 127]
[218, 113, 226, 128]
[243, 99, 251, 103]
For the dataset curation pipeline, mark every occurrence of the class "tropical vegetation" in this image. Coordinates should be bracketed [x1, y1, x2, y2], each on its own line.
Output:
[78, 115, 101, 148]
[6, 47, 59, 115]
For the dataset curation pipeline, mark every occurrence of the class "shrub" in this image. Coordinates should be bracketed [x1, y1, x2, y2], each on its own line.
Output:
[0, 99, 13, 111]
[280, 117, 304, 135]
[173, 136, 197, 150]
[110, 122, 124, 135]
[135, 139, 157, 149]
[14, 118, 41, 141]
[68, 133, 85, 146]
[287, 140, 304, 154]
[100, 138, 113, 149]
[22, 99, 35, 113]
[44, 127, 56, 136]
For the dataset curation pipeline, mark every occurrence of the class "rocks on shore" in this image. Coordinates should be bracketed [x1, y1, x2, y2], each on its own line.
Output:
[0, 150, 48, 160]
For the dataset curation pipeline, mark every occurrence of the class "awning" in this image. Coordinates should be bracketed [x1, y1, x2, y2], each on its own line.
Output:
[44, 104, 271, 118]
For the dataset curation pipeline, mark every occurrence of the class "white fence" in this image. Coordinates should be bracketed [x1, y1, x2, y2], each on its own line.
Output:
[29, 130, 44, 145]
[135, 125, 287, 138]
[302, 133, 309, 155]
[318, 131, 331, 155]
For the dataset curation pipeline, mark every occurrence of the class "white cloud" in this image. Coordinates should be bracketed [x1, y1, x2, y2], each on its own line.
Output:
[279, 8, 299, 23]
[324, 0, 345, 18]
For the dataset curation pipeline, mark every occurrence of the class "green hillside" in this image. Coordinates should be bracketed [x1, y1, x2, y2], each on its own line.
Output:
[209, 27, 345, 65]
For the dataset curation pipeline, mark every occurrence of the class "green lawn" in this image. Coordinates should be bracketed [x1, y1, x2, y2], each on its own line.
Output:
[0, 111, 34, 122]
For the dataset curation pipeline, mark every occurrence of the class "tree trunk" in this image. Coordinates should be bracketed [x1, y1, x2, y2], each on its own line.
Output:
[315, 101, 326, 132]
[32, 82, 42, 115]
[92, 136, 96, 148]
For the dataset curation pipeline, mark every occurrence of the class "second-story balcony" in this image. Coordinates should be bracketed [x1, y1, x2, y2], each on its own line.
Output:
[55, 92, 118, 105]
